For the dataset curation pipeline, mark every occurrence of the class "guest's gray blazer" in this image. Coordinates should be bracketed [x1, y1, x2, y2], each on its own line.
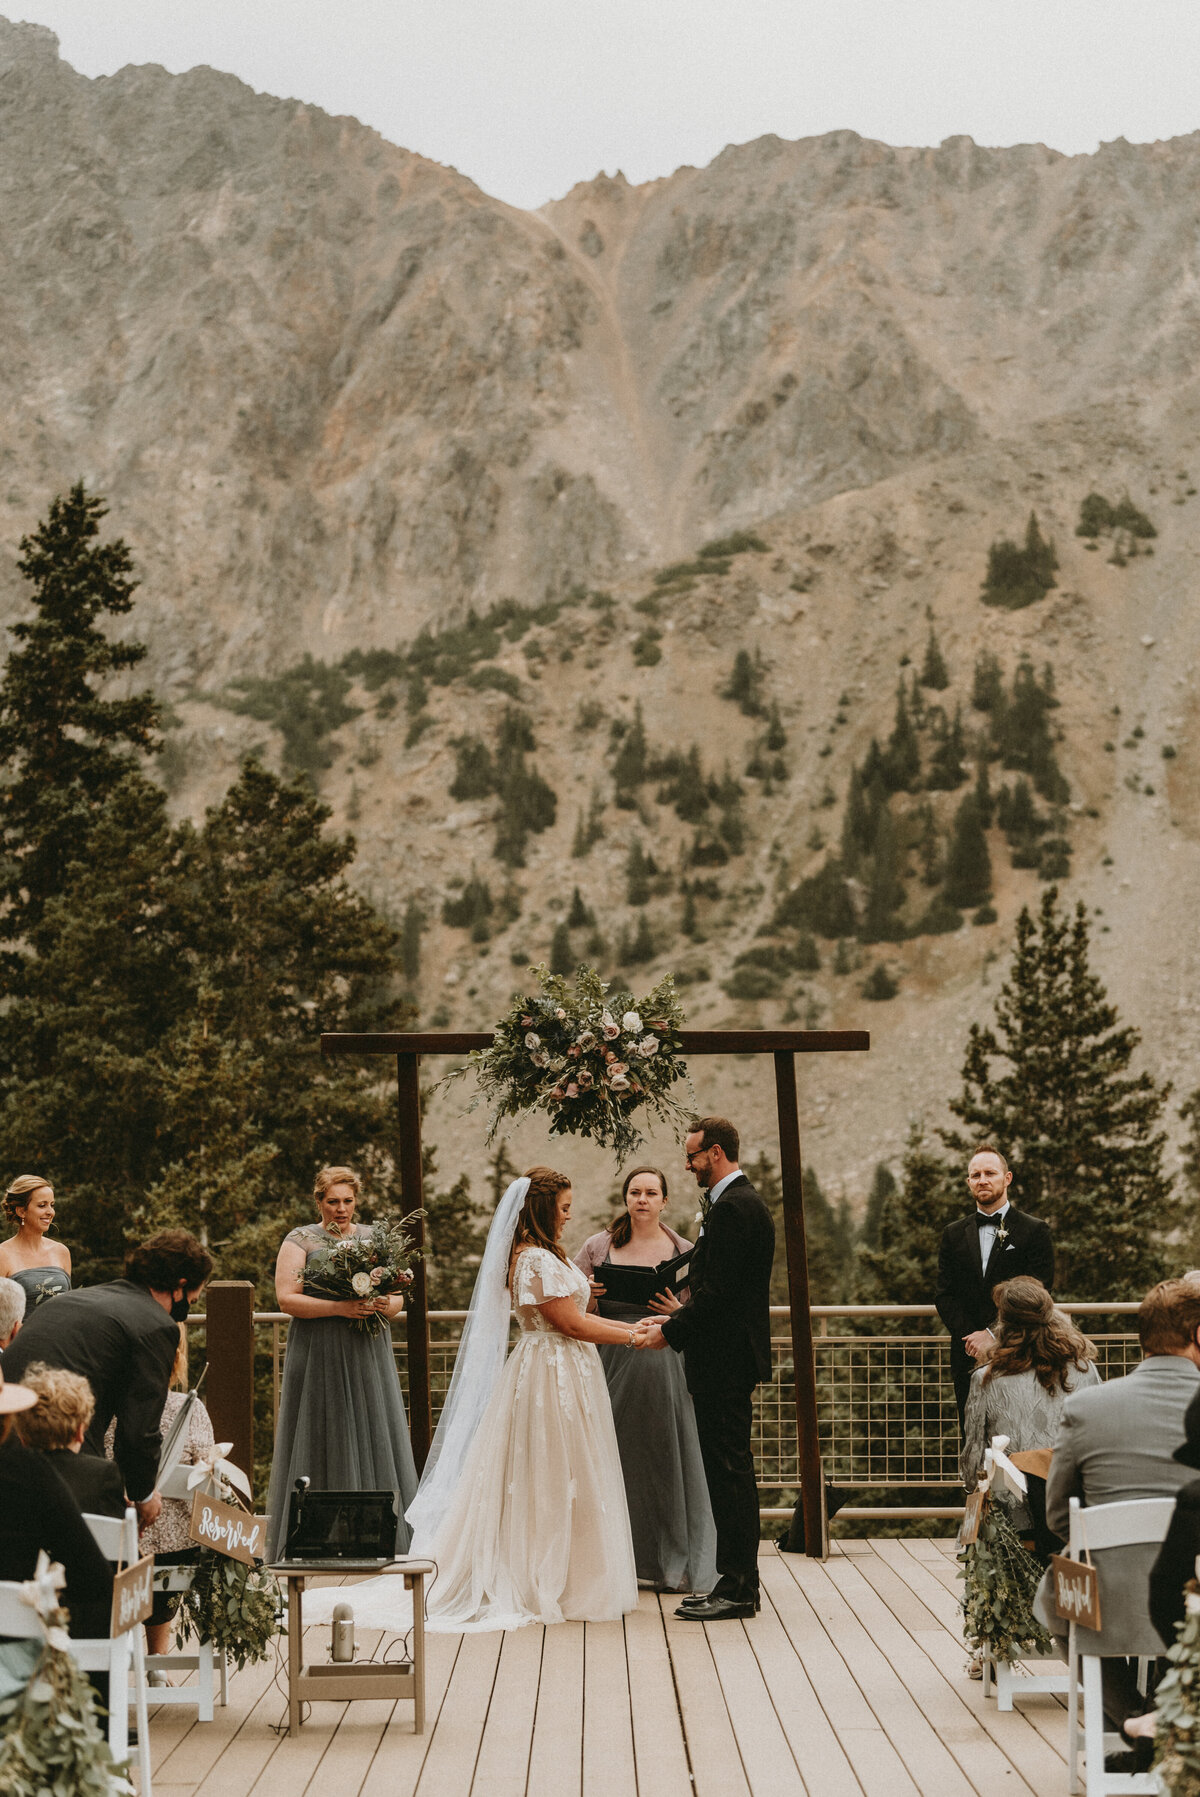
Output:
[1033, 1354, 1200, 1656]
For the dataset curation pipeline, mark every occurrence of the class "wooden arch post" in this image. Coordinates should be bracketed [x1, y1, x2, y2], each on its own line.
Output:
[321, 1026, 868, 1557]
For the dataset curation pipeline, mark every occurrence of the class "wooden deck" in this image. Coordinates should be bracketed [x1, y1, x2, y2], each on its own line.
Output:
[147, 1539, 1072, 1797]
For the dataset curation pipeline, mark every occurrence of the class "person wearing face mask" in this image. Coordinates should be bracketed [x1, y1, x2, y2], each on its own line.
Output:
[3, 1227, 212, 1530]
[575, 1165, 717, 1594]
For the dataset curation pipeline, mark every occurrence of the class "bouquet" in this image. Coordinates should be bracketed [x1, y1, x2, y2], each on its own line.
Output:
[447, 964, 690, 1160]
[958, 1494, 1054, 1666]
[302, 1216, 425, 1335]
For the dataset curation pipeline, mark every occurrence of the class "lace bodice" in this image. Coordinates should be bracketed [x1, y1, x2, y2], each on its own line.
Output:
[512, 1246, 589, 1333]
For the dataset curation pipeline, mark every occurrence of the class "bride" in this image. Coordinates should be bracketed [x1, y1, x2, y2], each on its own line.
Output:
[314, 1165, 646, 1632]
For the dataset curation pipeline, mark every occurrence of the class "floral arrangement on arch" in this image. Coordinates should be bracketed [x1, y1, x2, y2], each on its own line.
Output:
[449, 965, 690, 1159]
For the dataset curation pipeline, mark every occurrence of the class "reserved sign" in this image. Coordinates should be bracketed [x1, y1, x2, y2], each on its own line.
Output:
[111, 1557, 155, 1636]
[957, 1488, 986, 1546]
[1051, 1553, 1101, 1632]
[189, 1492, 269, 1565]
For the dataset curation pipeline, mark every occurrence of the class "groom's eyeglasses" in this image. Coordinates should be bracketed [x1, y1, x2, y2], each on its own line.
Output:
[684, 1151, 710, 1166]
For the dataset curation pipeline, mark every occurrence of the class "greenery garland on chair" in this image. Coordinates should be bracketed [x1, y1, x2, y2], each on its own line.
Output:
[174, 1550, 283, 1674]
[959, 1494, 1055, 1666]
[1152, 1583, 1200, 1796]
[0, 1553, 132, 1796]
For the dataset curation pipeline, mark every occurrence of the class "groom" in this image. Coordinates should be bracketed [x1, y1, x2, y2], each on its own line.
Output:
[643, 1115, 774, 1621]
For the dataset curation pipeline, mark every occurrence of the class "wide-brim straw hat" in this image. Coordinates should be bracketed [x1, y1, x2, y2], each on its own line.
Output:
[0, 1372, 36, 1414]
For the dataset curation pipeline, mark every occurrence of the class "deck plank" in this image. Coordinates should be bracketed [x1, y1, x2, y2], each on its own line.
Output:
[581, 1622, 636, 1797]
[741, 1590, 863, 1797]
[403, 1631, 501, 1797]
[472, 1624, 543, 1797]
[357, 1628, 463, 1797]
[702, 1614, 806, 1797]
[758, 1553, 919, 1797]
[527, 1621, 584, 1797]
[625, 1594, 693, 1797]
[660, 1603, 751, 1797]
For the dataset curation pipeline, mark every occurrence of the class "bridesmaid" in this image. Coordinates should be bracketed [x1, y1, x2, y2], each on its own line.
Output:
[0, 1175, 71, 1309]
[265, 1164, 418, 1561]
[576, 1166, 717, 1594]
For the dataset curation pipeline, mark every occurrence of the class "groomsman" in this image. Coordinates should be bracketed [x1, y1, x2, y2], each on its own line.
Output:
[934, 1145, 1054, 1424]
[643, 1114, 774, 1620]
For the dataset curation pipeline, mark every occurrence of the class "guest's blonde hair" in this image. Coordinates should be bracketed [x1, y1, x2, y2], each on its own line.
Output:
[16, 1362, 94, 1450]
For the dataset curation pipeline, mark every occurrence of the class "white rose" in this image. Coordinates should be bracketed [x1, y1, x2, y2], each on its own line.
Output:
[351, 1271, 372, 1296]
[601, 1011, 620, 1040]
[622, 1010, 642, 1034]
[555, 1007, 567, 1021]
[609, 1073, 631, 1092]
[638, 1034, 660, 1057]
[576, 1029, 597, 1051]
[525, 1032, 542, 1050]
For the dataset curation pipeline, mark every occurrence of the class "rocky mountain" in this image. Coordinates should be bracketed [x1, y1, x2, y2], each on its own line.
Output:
[2, 15, 1199, 1217]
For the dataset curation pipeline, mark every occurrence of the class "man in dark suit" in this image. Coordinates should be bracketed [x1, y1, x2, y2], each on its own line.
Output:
[935, 1144, 1055, 1425]
[17, 1360, 127, 1518]
[5, 1227, 211, 1527]
[644, 1114, 774, 1620]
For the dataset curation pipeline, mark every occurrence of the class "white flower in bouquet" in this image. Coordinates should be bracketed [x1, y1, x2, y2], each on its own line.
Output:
[351, 1271, 373, 1296]
[609, 1071, 631, 1092]
[637, 1034, 660, 1057]
[576, 1028, 597, 1051]
[601, 1011, 620, 1039]
[555, 1006, 568, 1020]
[525, 1031, 542, 1050]
[622, 1010, 642, 1034]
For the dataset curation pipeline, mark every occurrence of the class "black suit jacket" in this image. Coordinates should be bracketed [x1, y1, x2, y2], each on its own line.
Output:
[661, 1172, 774, 1393]
[0, 1437, 114, 1638]
[43, 1448, 128, 1520]
[4, 1279, 177, 1501]
[935, 1206, 1055, 1372]
[1150, 1477, 1200, 1649]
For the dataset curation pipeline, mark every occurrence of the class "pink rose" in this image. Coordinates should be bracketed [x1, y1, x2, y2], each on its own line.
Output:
[521, 1015, 534, 1027]
[550, 1084, 567, 1101]
[577, 1069, 595, 1090]
[566, 1082, 579, 1098]
[370, 1266, 386, 1285]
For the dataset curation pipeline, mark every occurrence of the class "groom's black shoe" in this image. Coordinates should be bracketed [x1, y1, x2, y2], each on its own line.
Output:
[676, 1576, 760, 1619]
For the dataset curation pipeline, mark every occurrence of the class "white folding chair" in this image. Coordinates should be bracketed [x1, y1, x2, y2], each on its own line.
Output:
[75, 1508, 153, 1796]
[1065, 1494, 1174, 1797]
[142, 1562, 227, 1719]
[982, 1634, 1074, 1711]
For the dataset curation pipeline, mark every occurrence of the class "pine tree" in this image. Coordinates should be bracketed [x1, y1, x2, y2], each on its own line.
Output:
[861, 1162, 897, 1250]
[765, 702, 788, 753]
[493, 707, 556, 866]
[400, 899, 424, 987]
[0, 484, 159, 963]
[612, 704, 649, 802]
[566, 887, 594, 929]
[625, 839, 653, 906]
[943, 792, 992, 910]
[841, 766, 874, 874]
[859, 803, 906, 942]
[925, 705, 967, 791]
[943, 888, 1177, 1298]
[742, 1152, 854, 1303]
[856, 1131, 962, 1304]
[423, 1147, 492, 1308]
[681, 882, 699, 939]
[973, 758, 994, 829]
[722, 648, 766, 717]
[919, 623, 950, 690]
[880, 682, 921, 792]
[971, 650, 1005, 714]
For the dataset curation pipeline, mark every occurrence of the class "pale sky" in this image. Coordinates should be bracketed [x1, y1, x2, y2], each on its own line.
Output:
[15, 0, 1200, 211]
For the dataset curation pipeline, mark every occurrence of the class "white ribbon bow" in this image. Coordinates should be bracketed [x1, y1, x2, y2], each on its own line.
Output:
[983, 1433, 1028, 1499]
[20, 1551, 70, 1651]
[187, 1442, 253, 1504]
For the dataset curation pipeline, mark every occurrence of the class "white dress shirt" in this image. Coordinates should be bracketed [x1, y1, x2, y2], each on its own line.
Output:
[707, 1169, 742, 1207]
[976, 1202, 1011, 1277]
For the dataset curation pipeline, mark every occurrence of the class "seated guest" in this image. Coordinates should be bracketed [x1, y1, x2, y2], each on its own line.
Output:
[106, 1325, 215, 1663]
[961, 1276, 1100, 1556]
[16, 1360, 125, 1519]
[4, 1228, 212, 1529]
[1033, 1275, 1200, 1731]
[0, 1370, 112, 1643]
[0, 1276, 24, 1352]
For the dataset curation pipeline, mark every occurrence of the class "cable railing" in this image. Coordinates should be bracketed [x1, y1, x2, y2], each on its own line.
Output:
[188, 1302, 1142, 1521]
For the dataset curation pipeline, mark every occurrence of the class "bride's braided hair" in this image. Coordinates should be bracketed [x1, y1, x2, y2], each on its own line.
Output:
[508, 1165, 572, 1284]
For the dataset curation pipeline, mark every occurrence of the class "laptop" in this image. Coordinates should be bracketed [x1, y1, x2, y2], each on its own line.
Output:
[273, 1484, 400, 1571]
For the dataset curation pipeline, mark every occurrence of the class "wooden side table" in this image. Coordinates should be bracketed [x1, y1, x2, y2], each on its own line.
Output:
[272, 1559, 435, 1735]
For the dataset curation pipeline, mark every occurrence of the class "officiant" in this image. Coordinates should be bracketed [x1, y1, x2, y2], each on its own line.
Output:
[575, 1166, 717, 1594]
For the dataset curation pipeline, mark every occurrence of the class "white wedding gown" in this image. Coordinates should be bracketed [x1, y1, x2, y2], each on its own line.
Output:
[307, 1245, 638, 1633]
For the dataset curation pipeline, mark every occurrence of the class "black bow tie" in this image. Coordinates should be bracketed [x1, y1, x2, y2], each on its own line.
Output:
[975, 1210, 1006, 1228]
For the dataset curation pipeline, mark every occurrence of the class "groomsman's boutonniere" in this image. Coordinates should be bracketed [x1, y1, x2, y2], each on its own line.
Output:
[995, 1218, 1010, 1245]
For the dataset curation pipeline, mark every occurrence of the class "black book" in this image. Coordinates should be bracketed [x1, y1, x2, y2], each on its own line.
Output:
[597, 1247, 693, 1307]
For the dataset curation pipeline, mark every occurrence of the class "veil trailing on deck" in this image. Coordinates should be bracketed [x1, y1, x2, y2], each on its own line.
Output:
[405, 1174, 529, 1550]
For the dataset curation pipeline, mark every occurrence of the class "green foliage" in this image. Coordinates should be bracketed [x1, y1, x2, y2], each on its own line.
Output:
[765, 702, 788, 752]
[176, 1549, 284, 1671]
[632, 627, 663, 666]
[400, 898, 423, 987]
[1076, 491, 1156, 540]
[919, 624, 950, 690]
[958, 1501, 1055, 1664]
[856, 1129, 962, 1304]
[0, 1630, 129, 1795]
[620, 914, 656, 966]
[861, 1162, 897, 1251]
[943, 793, 992, 910]
[549, 920, 574, 976]
[917, 894, 964, 935]
[442, 877, 493, 935]
[0, 483, 158, 953]
[492, 707, 557, 867]
[944, 888, 1178, 1298]
[981, 511, 1058, 610]
[612, 704, 649, 801]
[626, 839, 654, 906]
[226, 653, 361, 783]
[1151, 1580, 1200, 1793]
[567, 887, 594, 929]
[449, 735, 495, 800]
[862, 962, 899, 1000]
[699, 531, 770, 558]
[880, 683, 921, 792]
[722, 648, 767, 717]
[859, 805, 906, 944]
[423, 1150, 492, 1309]
[971, 650, 1004, 713]
[925, 706, 968, 791]
[572, 789, 606, 857]
[743, 1151, 854, 1304]
[773, 861, 857, 939]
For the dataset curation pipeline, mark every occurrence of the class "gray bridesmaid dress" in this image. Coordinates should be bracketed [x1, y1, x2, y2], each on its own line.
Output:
[266, 1223, 418, 1561]
[576, 1229, 717, 1593]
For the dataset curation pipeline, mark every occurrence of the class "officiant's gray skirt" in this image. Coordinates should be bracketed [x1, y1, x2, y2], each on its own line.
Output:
[598, 1342, 718, 1591]
[266, 1316, 418, 1561]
